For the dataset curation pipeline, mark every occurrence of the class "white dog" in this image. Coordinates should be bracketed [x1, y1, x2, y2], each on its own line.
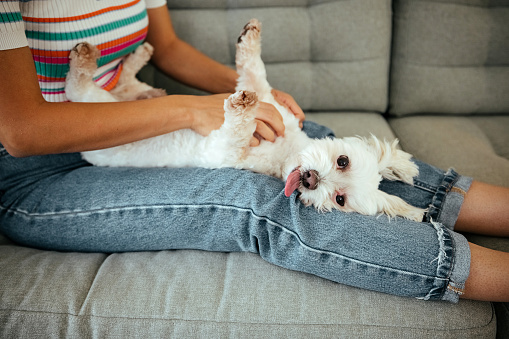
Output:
[65, 19, 426, 221]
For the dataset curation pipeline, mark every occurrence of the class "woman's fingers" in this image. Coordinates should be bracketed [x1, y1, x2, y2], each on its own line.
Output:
[190, 94, 286, 147]
[254, 102, 285, 142]
[272, 89, 305, 128]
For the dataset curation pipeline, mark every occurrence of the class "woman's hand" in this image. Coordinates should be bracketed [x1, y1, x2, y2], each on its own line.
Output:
[272, 89, 305, 128]
[188, 94, 231, 136]
[189, 94, 285, 147]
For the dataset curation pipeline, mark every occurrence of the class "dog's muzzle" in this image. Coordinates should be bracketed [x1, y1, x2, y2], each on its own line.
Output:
[285, 168, 319, 197]
[302, 170, 319, 190]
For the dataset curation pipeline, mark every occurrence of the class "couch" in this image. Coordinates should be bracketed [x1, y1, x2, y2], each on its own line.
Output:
[1, 0, 508, 337]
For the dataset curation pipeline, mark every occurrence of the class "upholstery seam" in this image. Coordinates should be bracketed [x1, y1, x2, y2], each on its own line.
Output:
[0, 308, 496, 330]
[394, 59, 509, 68]
[403, 0, 509, 9]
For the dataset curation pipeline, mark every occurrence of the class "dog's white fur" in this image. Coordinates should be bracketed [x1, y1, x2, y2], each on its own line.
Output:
[65, 19, 426, 221]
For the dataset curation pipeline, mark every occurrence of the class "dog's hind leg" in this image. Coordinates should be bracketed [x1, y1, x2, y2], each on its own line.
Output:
[118, 42, 153, 82]
[111, 42, 167, 101]
[65, 42, 118, 102]
[235, 19, 272, 101]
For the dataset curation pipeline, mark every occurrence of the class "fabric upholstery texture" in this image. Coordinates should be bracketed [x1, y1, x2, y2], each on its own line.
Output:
[389, 115, 509, 186]
[1, 0, 508, 337]
[390, 0, 509, 115]
[0, 246, 496, 338]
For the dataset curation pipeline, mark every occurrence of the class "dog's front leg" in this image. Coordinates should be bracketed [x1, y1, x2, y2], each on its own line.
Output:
[374, 190, 427, 221]
[235, 19, 272, 101]
[111, 42, 167, 101]
[203, 90, 259, 168]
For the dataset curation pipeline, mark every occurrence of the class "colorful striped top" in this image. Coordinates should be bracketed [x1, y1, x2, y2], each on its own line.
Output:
[0, 0, 166, 102]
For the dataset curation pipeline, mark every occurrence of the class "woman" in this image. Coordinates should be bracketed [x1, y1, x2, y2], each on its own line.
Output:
[0, 0, 508, 303]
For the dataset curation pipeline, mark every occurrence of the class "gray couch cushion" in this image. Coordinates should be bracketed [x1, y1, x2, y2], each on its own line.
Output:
[307, 112, 397, 140]
[151, 0, 392, 113]
[390, 0, 509, 115]
[389, 115, 509, 186]
[0, 245, 496, 338]
[0, 232, 12, 246]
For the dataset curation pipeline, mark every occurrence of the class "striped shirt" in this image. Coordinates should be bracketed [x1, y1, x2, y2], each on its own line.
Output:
[0, 0, 166, 102]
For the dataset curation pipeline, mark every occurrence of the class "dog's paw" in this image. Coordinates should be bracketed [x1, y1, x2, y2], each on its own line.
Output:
[376, 191, 426, 221]
[69, 42, 100, 66]
[132, 42, 154, 61]
[237, 19, 261, 44]
[225, 90, 258, 114]
[398, 205, 428, 222]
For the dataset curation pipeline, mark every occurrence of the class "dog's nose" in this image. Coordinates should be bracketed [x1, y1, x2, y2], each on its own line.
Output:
[302, 170, 319, 190]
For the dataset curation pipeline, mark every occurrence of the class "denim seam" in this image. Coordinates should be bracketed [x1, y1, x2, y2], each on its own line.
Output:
[412, 180, 438, 194]
[0, 202, 448, 283]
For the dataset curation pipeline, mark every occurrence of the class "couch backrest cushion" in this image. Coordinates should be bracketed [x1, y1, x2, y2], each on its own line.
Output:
[155, 0, 392, 113]
[390, 0, 509, 116]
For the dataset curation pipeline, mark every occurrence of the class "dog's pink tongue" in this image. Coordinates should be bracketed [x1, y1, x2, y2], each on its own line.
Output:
[285, 169, 301, 197]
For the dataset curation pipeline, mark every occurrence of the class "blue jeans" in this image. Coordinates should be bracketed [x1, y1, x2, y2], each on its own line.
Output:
[0, 121, 472, 302]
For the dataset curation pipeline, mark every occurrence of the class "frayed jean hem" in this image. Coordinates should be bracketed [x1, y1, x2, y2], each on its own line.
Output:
[442, 230, 470, 303]
[414, 220, 470, 303]
[420, 169, 472, 302]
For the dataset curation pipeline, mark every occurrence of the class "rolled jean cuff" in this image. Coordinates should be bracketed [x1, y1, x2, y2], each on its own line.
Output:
[441, 230, 471, 303]
[426, 169, 473, 230]
[422, 220, 471, 303]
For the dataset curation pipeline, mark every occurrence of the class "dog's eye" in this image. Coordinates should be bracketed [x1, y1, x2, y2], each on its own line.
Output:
[336, 155, 349, 169]
[336, 195, 345, 206]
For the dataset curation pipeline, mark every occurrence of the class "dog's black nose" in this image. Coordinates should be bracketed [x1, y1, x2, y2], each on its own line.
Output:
[302, 170, 319, 190]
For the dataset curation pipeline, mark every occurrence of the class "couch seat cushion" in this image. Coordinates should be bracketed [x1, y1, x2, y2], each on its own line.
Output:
[389, 115, 509, 187]
[0, 245, 496, 338]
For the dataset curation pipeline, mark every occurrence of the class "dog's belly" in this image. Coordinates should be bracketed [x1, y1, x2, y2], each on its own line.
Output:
[82, 129, 226, 168]
[82, 114, 308, 182]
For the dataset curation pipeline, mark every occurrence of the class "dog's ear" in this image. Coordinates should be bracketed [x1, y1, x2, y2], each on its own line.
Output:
[375, 190, 425, 222]
[365, 135, 397, 172]
[366, 135, 417, 185]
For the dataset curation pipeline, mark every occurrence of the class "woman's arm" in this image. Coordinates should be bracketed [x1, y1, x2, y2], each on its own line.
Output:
[145, 6, 238, 94]
[0, 46, 232, 157]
